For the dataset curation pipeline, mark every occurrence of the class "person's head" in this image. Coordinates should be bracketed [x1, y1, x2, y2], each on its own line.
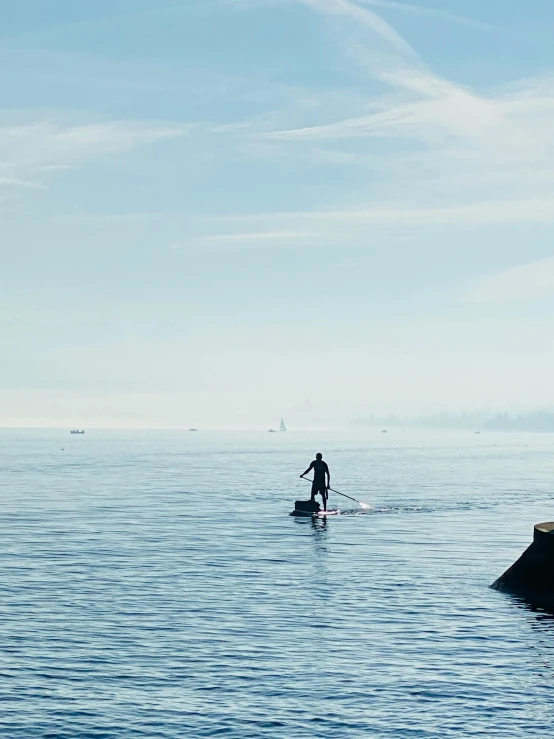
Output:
[316, 452, 322, 460]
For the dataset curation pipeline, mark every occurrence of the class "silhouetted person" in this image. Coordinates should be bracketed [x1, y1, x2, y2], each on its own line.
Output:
[301, 453, 330, 511]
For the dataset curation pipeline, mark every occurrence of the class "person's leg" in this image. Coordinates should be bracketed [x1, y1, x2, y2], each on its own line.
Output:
[319, 484, 327, 511]
[311, 481, 317, 502]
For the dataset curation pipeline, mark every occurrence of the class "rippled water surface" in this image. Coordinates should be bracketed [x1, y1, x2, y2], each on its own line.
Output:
[2, 428, 554, 737]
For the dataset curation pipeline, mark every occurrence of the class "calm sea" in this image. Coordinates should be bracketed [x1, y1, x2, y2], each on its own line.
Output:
[1, 428, 554, 738]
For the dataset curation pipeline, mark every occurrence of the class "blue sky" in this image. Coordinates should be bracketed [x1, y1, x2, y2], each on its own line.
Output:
[2, 0, 554, 428]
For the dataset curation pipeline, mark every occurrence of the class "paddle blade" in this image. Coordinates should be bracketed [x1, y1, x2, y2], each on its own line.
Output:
[359, 502, 370, 510]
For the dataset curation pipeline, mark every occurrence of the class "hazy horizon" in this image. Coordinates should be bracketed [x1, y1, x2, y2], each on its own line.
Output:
[5, 407, 554, 431]
[3, 0, 554, 427]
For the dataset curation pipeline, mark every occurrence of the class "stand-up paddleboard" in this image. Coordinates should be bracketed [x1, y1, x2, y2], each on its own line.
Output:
[290, 499, 340, 517]
[316, 508, 340, 517]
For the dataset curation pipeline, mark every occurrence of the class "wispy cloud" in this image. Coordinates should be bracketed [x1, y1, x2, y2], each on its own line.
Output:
[295, 0, 484, 108]
[263, 93, 496, 142]
[464, 256, 554, 303]
[68, 193, 554, 252]
[299, 0, 415, 54]
[0, 175, 46, 189]
[175, 196, 554, 249]
[5, 0, 550, 248]
[195, 230, 327, 243]
[357, 0, 490, 29]
[202, 0, 552, 239]
[229, 0, 488, 28]
[225, 196, 554, 228]
[0, 120, 189, 189]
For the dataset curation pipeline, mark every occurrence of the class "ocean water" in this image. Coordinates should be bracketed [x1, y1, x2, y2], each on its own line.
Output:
[1, 428, 554, 738]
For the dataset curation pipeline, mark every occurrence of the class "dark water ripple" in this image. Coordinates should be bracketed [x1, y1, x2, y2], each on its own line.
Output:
[1, 429, 554, 737]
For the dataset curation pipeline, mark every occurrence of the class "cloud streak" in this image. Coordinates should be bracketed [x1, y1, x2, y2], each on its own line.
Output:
[299, 0, 415, 55]
[464, 256, 554, 303]
[203, 0, 552, 243]
[357, 0, 490, 29]
[178, 196, 554, 250]
[230, 0, 487, 28]
[297, 0, 466, 101]
[0, 120, 189, 189]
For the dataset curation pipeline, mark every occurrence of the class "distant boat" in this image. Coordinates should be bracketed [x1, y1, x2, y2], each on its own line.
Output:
[280, 418, 287, 432]
[189, 428, 198, 432]
[268, 429, 277, 433]
[70, 430, 85, 435]
[381, 429, 387, 434]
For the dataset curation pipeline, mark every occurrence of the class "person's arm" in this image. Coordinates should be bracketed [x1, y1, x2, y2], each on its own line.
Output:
[300, 462, 314, 478]
[325, 463, 330, 489]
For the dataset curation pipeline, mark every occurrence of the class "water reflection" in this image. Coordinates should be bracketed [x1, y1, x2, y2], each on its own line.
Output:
[292, 514, 329, 535]
[310, 516, 328, 533]
[509, 599, 554, 682]
[513, 594, 554, 620]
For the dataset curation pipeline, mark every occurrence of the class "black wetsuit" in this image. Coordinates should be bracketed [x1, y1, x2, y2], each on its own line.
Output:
[309, 459, 329, 502]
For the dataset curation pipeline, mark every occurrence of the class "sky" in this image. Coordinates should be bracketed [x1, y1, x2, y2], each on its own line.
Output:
[2, 0, 554, 428]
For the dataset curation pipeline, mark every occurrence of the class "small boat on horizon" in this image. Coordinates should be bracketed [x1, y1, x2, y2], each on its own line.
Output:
[70, 430, 85, 435]
[268, 429, 277, 433]
[280, 418, 287, 432]
[189, 428, 198, 432]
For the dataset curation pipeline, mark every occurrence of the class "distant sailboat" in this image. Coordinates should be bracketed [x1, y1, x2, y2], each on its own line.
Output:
[280, 418, 287, 432]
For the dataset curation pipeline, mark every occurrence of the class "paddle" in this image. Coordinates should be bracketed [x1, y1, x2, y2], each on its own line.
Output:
[301, 476, 370, 510]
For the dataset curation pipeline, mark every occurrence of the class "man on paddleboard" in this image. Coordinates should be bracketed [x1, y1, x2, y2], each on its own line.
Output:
[300, 453, 330, 511]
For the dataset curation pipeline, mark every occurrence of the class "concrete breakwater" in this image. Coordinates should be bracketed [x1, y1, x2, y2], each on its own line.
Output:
[491, 522, 554, 610]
